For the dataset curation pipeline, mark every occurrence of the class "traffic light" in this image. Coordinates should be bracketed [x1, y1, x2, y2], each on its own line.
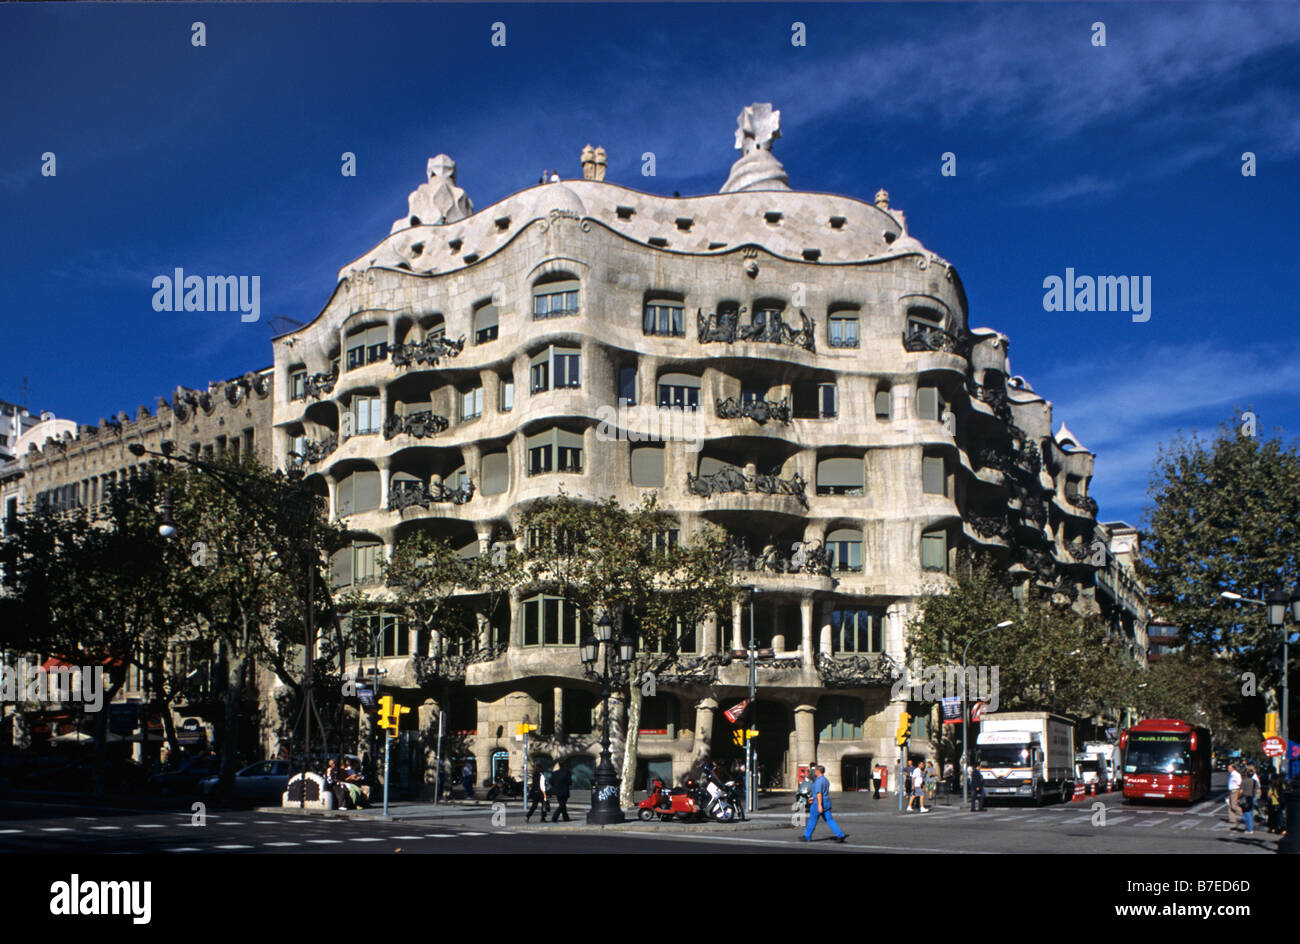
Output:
[1265, 712, 1279, 738]
[376, 696, 409, 738]
[896, 711, 912, 747]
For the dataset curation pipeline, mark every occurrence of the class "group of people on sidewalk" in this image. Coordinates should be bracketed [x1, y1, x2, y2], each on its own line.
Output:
[1224, 761, 1287, 836]
[324, 757, 371, 810]
[523, 763, 573, 823]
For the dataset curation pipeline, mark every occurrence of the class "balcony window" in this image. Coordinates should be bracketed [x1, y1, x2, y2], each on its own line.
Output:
[522, 594, 583, 646]
[923, 456, 947, 496]
[657, 373, 700, 411]
[644, 301, 685, 337]
[345, 325, 388, 370]
[907, 308, 945, 338]
[473, 303, 499, 344]
[331, 541, 382, 588]
[336, 469, 381, 516]
[290, 370, 308, 401]
[350, 396, 381, 436]
[651, 529, 679, 550]
[530, 346, 581, 394]
[816, 457, 864, 496]
[526, 429, 584, 476]
[499, 377, 515, 412]
[826, 528, 863, 572]
[875, 389, 892, 420]
[792, 382, 837, 419]
[460, 386, 483, 421]
[829, 313, 860, 348]
[921, 529, 948, 573]
[532, 279, 580, 320]
[829, 608, 884, 654]
[646, 615, 696, 654]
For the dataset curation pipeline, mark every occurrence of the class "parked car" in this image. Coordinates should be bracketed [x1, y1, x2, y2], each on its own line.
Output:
[20, 756, 150, 793]
[199, 760, 292, 801]
[147, 753, 220, 796]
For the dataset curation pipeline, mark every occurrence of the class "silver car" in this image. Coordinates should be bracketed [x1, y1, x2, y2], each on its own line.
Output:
[200, 760, 291, 801]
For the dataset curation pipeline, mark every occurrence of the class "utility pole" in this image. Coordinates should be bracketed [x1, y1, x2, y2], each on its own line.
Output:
[747, 586, 757, 814]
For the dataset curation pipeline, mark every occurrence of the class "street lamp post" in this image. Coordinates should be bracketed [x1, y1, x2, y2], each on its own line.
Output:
[1221, 589, 1295, 747]
[747, 585, 757, 814]
[963, 620, 1014, 804]
[581, 611, 634, 824]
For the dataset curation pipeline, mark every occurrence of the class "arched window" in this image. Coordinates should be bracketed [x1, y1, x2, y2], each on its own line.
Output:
[532, 278, 580, 320]
[826, 527, 863, 572]
[345, 324, 388, 371]
[829, 607, 884, 653]
[816, 696, 864, 741]
[644, 298, 685, 337]
[921, 528, 948, 573]
[828, 305, 860, 348]
[630, 444, 665, 487]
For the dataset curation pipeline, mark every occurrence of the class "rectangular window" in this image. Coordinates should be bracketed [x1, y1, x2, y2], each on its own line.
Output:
[917, 386, 941, 421]
[657, 383, 700, 411]
[644, 302, 685, 337]
[530, 360, 550, 394]
[921, 530, 947, 573]
[243, 429, 254, 453]
[499, 378, 514, 412]
[875, 389, 892, 419]
[528, 444, 553, 475]
[524, 600, 540, 646]
[923, 456, 946, 496]
[827, 539, 862, 572]
[830, 609, 884, 654]
[793, 382, 837, 419]
[557, 445, 583, 473]
[523, 596, 581, 647]
[354, 543, 382, 584]
[460, 387, 483, 421]
[474, 304, 499, 345]
[630, 445, 665, 487]
[829, 315, 860, 348]
[381, 614, 409, 657]
[555, 350, 581, 389]
[290, 370, 308, 401]
[353, 396, 381, 435]
[618, 367, 637, 406]
[533, 281, 580, 319]
[346, 325, 388, 370]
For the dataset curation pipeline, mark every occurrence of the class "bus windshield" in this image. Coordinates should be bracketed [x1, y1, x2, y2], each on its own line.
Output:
[979, 745, 1032, 767]
[1125, 735, 1192, 776]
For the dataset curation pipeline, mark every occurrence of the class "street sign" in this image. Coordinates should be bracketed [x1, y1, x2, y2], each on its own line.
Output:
[724, 700, 750, 724]
[971, 701, 987, 723]
[1263, 736, 1285, 757]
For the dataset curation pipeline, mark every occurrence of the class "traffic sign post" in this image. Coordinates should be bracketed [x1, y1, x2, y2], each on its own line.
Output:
[377, 696, 409, 816]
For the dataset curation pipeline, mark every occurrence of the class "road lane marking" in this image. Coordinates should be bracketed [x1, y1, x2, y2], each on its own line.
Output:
[41, 827, 72, 832]
[307, 839, 343, 844]
[461, 831, 488, 836]
[89, 826, 121, 831]
[1133, 819, 1166, 828]
[352, 837, 385, 842]
[166, 847, 201, 852]
[265, 842, 301, 847]
[424, 833, 454, 838]
[137, 824, 165, 829]
[0, 829, 22, 834]
[215, 844, 254, 849]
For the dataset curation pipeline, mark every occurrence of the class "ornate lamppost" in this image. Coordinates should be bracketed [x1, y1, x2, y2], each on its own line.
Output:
[581, 611, 635, 824]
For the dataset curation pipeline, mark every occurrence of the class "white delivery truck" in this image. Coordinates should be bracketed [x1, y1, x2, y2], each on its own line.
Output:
[1075, 740, 1120, 792]
[976, 712, 1076, 805]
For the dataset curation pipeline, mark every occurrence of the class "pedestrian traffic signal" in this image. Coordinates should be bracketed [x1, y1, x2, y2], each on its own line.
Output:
[896, 712, 912, 747]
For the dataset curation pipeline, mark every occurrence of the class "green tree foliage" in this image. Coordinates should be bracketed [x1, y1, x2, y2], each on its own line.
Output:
[906, 552, 1136, 764]
[515, 492, 735, 805]
[1141, 417, 1300, 727]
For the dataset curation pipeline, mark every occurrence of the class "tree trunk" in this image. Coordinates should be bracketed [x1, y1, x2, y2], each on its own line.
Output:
[620, 678, 642, 808]
[219, 652, 245, 801]
[91, 678, 124, 796]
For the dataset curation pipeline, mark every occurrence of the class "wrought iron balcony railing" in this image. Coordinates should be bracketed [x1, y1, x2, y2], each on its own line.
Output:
[903, 323, 970, 358]
[686, 467, 809, 510]
[715, 396, 791, 425]
[391, 334, 465, 369]
[383, 411, 450, 441]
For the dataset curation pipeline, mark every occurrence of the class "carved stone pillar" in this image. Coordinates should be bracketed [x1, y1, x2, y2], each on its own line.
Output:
[731, 598, 744, 652]
[794, 703, 817, 773]
[801, 598, 815, 662]
[693, 697, 718, 764]
[417, 698, 442, 798]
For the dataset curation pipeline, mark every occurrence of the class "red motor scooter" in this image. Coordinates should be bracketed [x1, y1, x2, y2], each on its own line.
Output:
[637, 776, 703, 822]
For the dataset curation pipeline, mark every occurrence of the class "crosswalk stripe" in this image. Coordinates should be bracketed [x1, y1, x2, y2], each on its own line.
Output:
[392, 835, 423, 839]
[424, 833, 454, 838]
[215, 844, 253, 850]
[1133, 819, 1166, 828]
[461, 831, 488, 836]
[41, 827, 72, 832]
[165, 847, 201, 853]
[307, 839, 343, 844]
[90, 826, 121, 831]
[0, 829, 22, 834]
[264, 842, 301, 847]
[137, 824, 165, 829]
[352, 837, 385, 842]
[1062, 814, 1094, 824]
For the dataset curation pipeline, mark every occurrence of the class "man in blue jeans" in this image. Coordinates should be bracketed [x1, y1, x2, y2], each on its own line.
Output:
[803, 764, 848, 843]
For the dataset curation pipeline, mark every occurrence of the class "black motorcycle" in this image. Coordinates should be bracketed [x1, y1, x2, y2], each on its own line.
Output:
[486, 776, 524, 800]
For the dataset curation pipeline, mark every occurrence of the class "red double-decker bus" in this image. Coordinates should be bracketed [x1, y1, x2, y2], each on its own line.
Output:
[1120, 719, 1211, 803]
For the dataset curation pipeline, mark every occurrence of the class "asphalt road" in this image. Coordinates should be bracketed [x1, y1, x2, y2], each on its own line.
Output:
[0, 776, 1280, 854]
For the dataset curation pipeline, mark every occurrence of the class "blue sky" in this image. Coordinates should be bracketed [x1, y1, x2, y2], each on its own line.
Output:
[1, 3, 1297, 529]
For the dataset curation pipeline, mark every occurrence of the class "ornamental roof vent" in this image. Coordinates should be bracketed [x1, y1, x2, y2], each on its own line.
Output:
[719, 103, 791, 194]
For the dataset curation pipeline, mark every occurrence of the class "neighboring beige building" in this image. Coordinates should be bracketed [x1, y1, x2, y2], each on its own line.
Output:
[2, 371, 273, 756]
[271, 104, 1108, 792]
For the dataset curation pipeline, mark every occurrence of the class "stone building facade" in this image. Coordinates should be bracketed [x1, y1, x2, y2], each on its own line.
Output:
[2, 371, 273, 754]
[271, 104, 1112, 792]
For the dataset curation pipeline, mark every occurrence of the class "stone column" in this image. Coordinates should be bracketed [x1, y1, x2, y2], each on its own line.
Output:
[801, 598, 815, 663]
[701, 611, 718, 656]
[553, 686, 564, 739]
[731, 598, 743, 652]
[376, 455, 391, 511]
[692, 697, 717, 764]
[818, 601, 833, 655]
[417, 698, 442, 799]
[794, 703, 817, 775]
